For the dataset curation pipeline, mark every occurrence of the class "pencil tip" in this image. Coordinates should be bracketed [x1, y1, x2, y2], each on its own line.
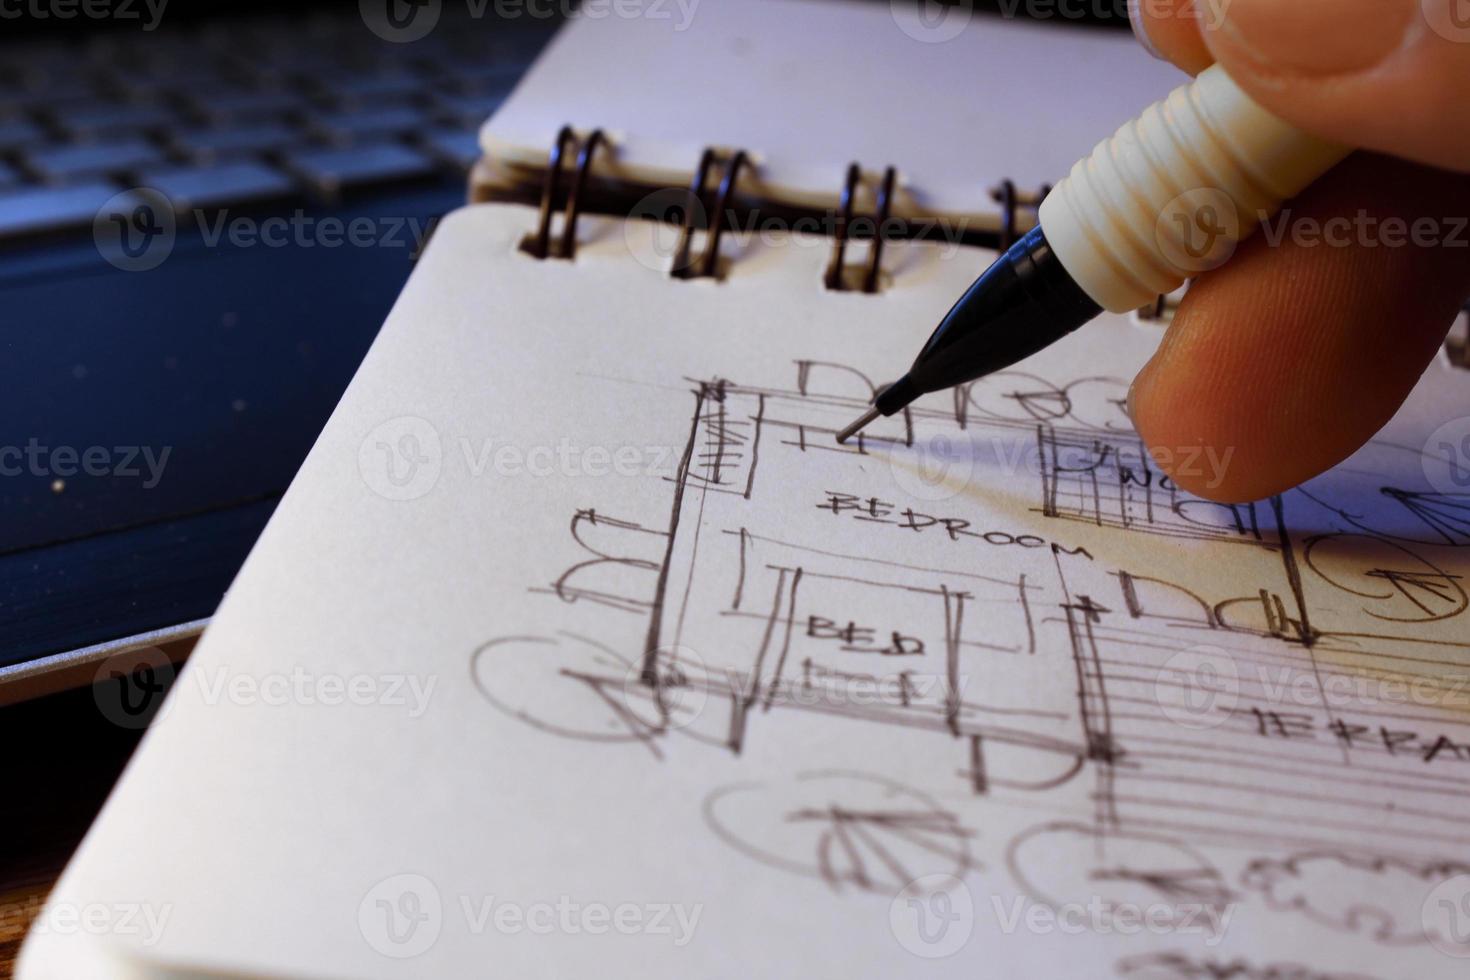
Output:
[835, 407, 880, 445]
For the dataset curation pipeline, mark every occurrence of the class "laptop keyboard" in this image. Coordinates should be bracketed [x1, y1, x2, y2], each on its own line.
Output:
[0, 10, 555, 242]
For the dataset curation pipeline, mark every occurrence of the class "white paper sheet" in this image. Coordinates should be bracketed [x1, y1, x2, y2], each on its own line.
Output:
[21, 205, 1470, 979]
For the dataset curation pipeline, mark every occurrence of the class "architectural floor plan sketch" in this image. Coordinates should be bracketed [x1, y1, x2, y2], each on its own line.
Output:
[473, 350, 1470, 979]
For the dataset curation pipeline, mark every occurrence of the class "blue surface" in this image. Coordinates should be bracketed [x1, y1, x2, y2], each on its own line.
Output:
[0, 182, 468, 667]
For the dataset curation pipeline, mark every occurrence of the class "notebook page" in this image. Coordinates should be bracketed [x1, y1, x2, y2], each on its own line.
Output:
[21, 205, 1470, 979]
[482, 0, 1185, 222]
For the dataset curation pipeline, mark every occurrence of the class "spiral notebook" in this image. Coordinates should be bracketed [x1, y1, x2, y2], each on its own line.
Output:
[22, 4, 1470, 979]
[471, 0, 1181, 237]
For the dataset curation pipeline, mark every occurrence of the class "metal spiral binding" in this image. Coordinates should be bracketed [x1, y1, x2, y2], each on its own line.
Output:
[825, 163, 897, 294]
[520, 125, 607, 260]
[669, 147, 750, 280]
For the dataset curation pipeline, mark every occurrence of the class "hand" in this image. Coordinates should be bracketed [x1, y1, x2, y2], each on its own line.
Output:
[1125, 0, 1470, 502]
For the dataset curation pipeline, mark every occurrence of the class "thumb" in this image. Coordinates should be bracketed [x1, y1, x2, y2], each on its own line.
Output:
[1194, 0, 1470, 172]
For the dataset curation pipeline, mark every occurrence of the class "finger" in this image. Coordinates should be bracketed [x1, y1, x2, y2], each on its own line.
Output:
[1128, 153, 1470, 502]
[1198, 0, 1470, 172]
[1128, 0, 1214, 75]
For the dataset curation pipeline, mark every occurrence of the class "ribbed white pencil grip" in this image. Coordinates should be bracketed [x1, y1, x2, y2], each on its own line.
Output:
[1037, 63, 1348, 313]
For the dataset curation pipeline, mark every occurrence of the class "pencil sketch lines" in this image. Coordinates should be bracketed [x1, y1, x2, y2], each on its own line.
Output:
[468, 356, 1470, 954]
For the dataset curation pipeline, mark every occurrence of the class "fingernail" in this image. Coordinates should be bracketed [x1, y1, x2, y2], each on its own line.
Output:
[1128, 0, 1168, 61]
[1211, 0, 1414, 75]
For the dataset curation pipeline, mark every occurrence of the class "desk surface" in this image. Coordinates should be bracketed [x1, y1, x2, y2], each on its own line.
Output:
[0, 681, 158, 978]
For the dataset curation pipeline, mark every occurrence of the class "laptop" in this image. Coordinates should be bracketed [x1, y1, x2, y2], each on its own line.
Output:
[0, 0, 561, 702]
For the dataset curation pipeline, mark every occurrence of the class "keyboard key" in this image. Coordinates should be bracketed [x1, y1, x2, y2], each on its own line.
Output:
[49, 101, 180, 138]
[171, 123, 303, 162]
[0, 92, 61, 118]
[25, 138, 166, 181]
[0, 181, 123, 240]
[0, 118, 45, 151]
[3, 43, 71, 75]
[105, 67, 238, 103]
[186, 90, 306, 123]
[84, 32, 194, 64]
[284, 144, 436, 196]
[313, 106, 429, 143]
[138, 162, 297, 210]
[11, 66, 100, 102]
[419, 128, 482, 171]
[325, 72, 433, 106]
